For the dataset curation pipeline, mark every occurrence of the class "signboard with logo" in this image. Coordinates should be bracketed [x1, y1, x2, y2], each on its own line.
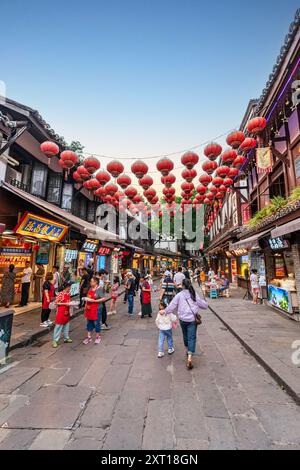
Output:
[98, 247, 112, 256]
[65, 250, 78, 263]
[14, 212, 68, 242]
[81, 240, 99, 253]
[268, 237, 289, 251]
[256, 147, 273, 174]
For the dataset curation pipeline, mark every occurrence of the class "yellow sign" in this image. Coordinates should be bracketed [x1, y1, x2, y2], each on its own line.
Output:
[256, 147, 273, 174]
[14, 212, 68, 242]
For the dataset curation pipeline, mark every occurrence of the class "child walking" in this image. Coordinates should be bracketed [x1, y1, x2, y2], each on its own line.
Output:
[52, 282, 73, 348]
[82, 276, 106, 345]
[108, 276, 119, 315]
[156, 302, 177, 358]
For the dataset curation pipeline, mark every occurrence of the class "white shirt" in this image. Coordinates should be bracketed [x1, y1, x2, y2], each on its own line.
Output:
[22, 267, 32, 284]
[250, 273, 259, 289]
[156, 313, 177, 331]
[173, 272, 186, 287]
[53, 271, 60, 289]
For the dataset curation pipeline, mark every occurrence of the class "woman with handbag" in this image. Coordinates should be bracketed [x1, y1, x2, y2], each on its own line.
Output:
[163, 279, 208, 370]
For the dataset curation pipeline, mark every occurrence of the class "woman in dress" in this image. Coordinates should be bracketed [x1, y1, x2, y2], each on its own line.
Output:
[1, 264, 16, 307]
[140, 274, 152, 318]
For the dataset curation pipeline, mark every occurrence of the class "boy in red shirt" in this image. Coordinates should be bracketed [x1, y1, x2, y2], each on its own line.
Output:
[52, 282, 73, 348]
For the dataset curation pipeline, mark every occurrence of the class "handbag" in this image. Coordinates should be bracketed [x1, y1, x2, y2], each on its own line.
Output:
[186, 299, 202, 326]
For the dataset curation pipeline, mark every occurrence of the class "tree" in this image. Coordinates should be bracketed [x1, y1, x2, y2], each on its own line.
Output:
[69, 141, 85, 162]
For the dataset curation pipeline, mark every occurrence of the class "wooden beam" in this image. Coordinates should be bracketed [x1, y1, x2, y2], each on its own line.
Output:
[0, 124, 29, 156]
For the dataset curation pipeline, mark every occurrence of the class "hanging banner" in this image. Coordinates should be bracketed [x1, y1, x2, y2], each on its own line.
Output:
[256, 147, 273, 174]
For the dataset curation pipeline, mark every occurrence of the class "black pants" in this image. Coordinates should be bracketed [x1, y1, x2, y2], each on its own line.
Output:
[41, 308, 51, 323]
[20, 282, 30, 306]
[101, 303, 107, 325]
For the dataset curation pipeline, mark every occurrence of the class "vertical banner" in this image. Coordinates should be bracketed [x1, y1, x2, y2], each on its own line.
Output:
[256, 147, 273, 174]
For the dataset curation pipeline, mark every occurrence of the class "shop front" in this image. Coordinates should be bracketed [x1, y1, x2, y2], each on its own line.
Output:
[0, 211, 69, 304]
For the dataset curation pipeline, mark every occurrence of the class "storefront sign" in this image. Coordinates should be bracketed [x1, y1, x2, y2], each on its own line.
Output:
[14, 212, 68, 242]
[98, 247, 112, 255]
[242, 204, 251, 225]
[36, 242, 50, 265]
[230, 248, 248, 257]
[269, 237, 289, 251]
[82, 240, 99, 253]
[0, 247, 31, 254]
[268, 285, 293, 314]
[65, 250, 78, 263]
[70, 281, 80, 297]
[256, 147, 273, 174]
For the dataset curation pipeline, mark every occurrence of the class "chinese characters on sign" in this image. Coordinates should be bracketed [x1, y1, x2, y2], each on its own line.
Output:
[82, 240, 99, 253]
[14, 212, 68, 242]
[98, 247, 112, 255]
[268, 237, 289, 250]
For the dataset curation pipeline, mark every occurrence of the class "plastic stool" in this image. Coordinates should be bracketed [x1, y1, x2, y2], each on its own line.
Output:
[210, 288, 218, 299]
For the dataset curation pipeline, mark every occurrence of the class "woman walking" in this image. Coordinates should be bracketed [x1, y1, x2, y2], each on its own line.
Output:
[163, 279, 208, 370]
[40, 272, 55, 328]
[1, 264, 15, 307]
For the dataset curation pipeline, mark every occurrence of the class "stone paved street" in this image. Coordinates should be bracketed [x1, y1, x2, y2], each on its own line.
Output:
[1, 286, 300, 450]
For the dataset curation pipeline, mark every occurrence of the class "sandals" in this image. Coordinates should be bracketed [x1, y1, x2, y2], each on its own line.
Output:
[186, 354, 194, 370]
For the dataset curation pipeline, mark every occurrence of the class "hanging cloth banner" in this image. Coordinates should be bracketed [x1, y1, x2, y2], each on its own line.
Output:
[256, 147, 273, 174]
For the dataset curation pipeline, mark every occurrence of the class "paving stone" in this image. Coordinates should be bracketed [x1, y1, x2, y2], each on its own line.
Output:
[0, 429, 11, 444]
[28, 384, 92, 406]
[112, 346, 137, 365]
[18, 368, 68, 395]
[0, 395, 29, 426]
[114, 389, 148, 420]
[233, 415, 271, 450]
[206, 418, 237, 450]
[73, 427, 106, 441]
[174, 401, 208, 441]
[196, 376, 229, 419]
[103, 417, 144, 450]
[254, 404, 300, 444]
[175, 439, 209, 450]
[6, 404, 83, 429]
[142, 400, 174, 450]
[29, 430, 72, 450]
[0, 367, 40, 394]
[0, 429, 39, 450]
[80, 394, 119, 428]
[78, 358, 110, 388]
[65, 437, 103, 450]
[97, 365, 130, 394]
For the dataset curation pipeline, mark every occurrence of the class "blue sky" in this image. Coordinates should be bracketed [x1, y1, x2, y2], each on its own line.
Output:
[1, 0, 299, 180]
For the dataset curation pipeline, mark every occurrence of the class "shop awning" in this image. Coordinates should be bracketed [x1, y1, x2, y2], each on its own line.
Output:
[229, 229, 270, 251]
[271, 219, 300, 238]
[3, 182, 119, 242]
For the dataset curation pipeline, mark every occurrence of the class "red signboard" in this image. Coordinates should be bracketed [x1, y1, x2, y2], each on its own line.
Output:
[98, 247, 112, 255]
[242, 204, 251, 225]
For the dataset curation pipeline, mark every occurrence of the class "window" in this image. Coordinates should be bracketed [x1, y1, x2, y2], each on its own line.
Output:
[30, 163, 47, 197]
[79, 198, 87, 220]
[47, 173, 62, 204]
[87, 202, 96, 222]
[250, 198, 258, 216]
[61, 183, 73, 211]
[270, 174, 286, 199]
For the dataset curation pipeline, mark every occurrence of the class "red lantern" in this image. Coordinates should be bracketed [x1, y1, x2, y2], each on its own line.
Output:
[204, 198, 212, 205]
[216, 192, 224, 200]
[219, 185, 227, 193]
[85, 178, 101, 191]
[40, 141, 60, 165]
[233, 155, 246, 169]
[77, 165, 91, 181]
[60, 150, 78, 169]
[125, 186, 138, 200]
[196, 185, 207, 195]
[212, 177, 223, 188]
[229, 168, 239, 178]
[151, 196, 159, 205]
[133, 195, 143, 204]
[182, 169, 197, 182]
[105, 183, 118, 196]
[204, 143, 222, 161]
[216, 166, 230, 178]
[157, 158, 174, 176]
[131, 160, 149, 179]
[96, 171, 111, 186]
[144, 188, 157, 201]
[206, 192, 215, 201]
[221, 149, 237, 166]
[181, 182, 195, 194]
[196, 194, 206, 202]
[210, 186, 219, 195]
[199, 174, 213, 187]
[181, 191, 193, 199]
[226, 131, 245, 149]
[163, 187, 176, 198]
[139, 175, 154, 190]
[202, 161, 218, 175]
[83, 156, 101, 174]
[33, 244, 41, 252]
[240, 137, 257, 153]
[181, 199, 192, 206]
[117, 174, 131, 189]
[94, 187, 107, 199]
[58, 159, 69, 170]
[247, 117, 267, 135]
[223, 178, 234, 187]
[162, 174, 176, 188]
[107, 160, 124, 178]
[73, 171, 83, 183]
[181, 152, 199, 169]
